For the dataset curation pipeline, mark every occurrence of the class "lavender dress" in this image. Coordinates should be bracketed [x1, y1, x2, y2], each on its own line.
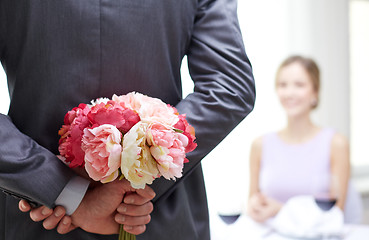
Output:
[259, 128, 362, 223]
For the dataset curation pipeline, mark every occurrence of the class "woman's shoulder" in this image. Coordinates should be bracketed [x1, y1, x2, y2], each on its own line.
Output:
[251, 135, 263, 152]
[251, 132, 278, 151]
[329, 131, 350, 167]
[320, 127, 349, 148]
[331, 132, 349, 149]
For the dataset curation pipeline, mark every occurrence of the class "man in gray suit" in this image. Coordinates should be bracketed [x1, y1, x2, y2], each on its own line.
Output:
[0, 0, 255, 239]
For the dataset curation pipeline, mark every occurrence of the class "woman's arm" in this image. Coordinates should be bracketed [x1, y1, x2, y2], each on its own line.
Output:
[247, 136, 283, 222]
[330, 133, 350, 210]
[248, 136, 263, 198]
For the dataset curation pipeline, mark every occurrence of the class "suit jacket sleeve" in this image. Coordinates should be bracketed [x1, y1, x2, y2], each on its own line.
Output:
[0, 7, 75, 207]
[0, 114, 76, 208]
[151, 0, 255, 203]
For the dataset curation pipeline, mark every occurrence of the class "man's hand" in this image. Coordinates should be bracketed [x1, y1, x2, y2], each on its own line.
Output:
[115, 191, 154, 235]
[19, 200, 75, 234]
[19, 179, 155, 235]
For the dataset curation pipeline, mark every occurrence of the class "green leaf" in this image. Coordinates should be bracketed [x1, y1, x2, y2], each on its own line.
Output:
[174, 128, 184, 133]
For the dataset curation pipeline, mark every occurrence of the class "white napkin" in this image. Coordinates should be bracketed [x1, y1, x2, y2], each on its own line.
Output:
[269, 195, 344, 238]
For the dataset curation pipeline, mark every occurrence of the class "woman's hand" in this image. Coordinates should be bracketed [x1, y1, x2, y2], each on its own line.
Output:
[247, 193, 282, 223]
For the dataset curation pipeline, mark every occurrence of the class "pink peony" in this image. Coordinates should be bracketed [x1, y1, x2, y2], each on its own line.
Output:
[113, 92, 179, 126]
[88, 100, 140, 134]
[173, 114, 197, 153]
[81, 124, 122, 183]
[58, 103, 91, 168]
[147, 123, 189, 180]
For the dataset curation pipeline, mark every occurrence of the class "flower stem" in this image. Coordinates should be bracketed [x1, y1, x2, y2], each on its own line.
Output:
[119, 224, 136, 240]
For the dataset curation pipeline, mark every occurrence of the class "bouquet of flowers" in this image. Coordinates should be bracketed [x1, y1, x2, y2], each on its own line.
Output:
[57, 92, 197, 240]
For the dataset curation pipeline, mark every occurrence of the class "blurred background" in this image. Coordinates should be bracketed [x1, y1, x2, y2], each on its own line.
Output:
[0, 0, 368, 227]
[181, 0, 369, 226]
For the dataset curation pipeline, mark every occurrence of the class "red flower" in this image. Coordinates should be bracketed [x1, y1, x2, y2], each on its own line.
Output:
[58, 104, 91, 168]
[88, 100, 140, 133]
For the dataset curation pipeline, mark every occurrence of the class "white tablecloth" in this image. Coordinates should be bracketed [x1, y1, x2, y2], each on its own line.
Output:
[210, 213, 369, 240]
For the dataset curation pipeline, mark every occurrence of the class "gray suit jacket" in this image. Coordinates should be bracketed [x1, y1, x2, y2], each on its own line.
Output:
[0, 0, 255, 239]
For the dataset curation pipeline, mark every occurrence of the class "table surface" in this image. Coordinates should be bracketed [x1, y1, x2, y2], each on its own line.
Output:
[210, 213, 369, 240]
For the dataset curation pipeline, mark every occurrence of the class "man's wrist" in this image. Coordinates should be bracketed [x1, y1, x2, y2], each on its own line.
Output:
[54, 176, 90, 215]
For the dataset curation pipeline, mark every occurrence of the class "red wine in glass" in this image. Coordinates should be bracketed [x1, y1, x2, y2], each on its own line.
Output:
[315, 197, 337, 211]
[313, 175, 339, 211]
[218, 214, 241, 225]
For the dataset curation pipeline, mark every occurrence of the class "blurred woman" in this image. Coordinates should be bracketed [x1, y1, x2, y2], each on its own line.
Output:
[247, 55, 360, 223]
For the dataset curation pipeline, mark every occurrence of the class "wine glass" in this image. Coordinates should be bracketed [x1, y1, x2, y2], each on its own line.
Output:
[313, 174, 340, 211]
[217, 201, 242, 225]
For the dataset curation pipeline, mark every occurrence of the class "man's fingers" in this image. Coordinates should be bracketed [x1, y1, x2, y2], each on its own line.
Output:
[42, 206, 66, 230]
[56, 216, 76, 234]
[123, 224, 147, 235]
[18, 200, 31, 212]
[29, 206, 53, 222]
[117, 202, 153, 217]
[135, 185, 155, 200]
[123, 192, 154, 206]
[115, 194, 153, 236]
[18, 201, 74, 233]
[115, 214, 151, 227]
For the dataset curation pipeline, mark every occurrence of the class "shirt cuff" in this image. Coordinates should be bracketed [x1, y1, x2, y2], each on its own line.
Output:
[54, 176, 90, 215]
